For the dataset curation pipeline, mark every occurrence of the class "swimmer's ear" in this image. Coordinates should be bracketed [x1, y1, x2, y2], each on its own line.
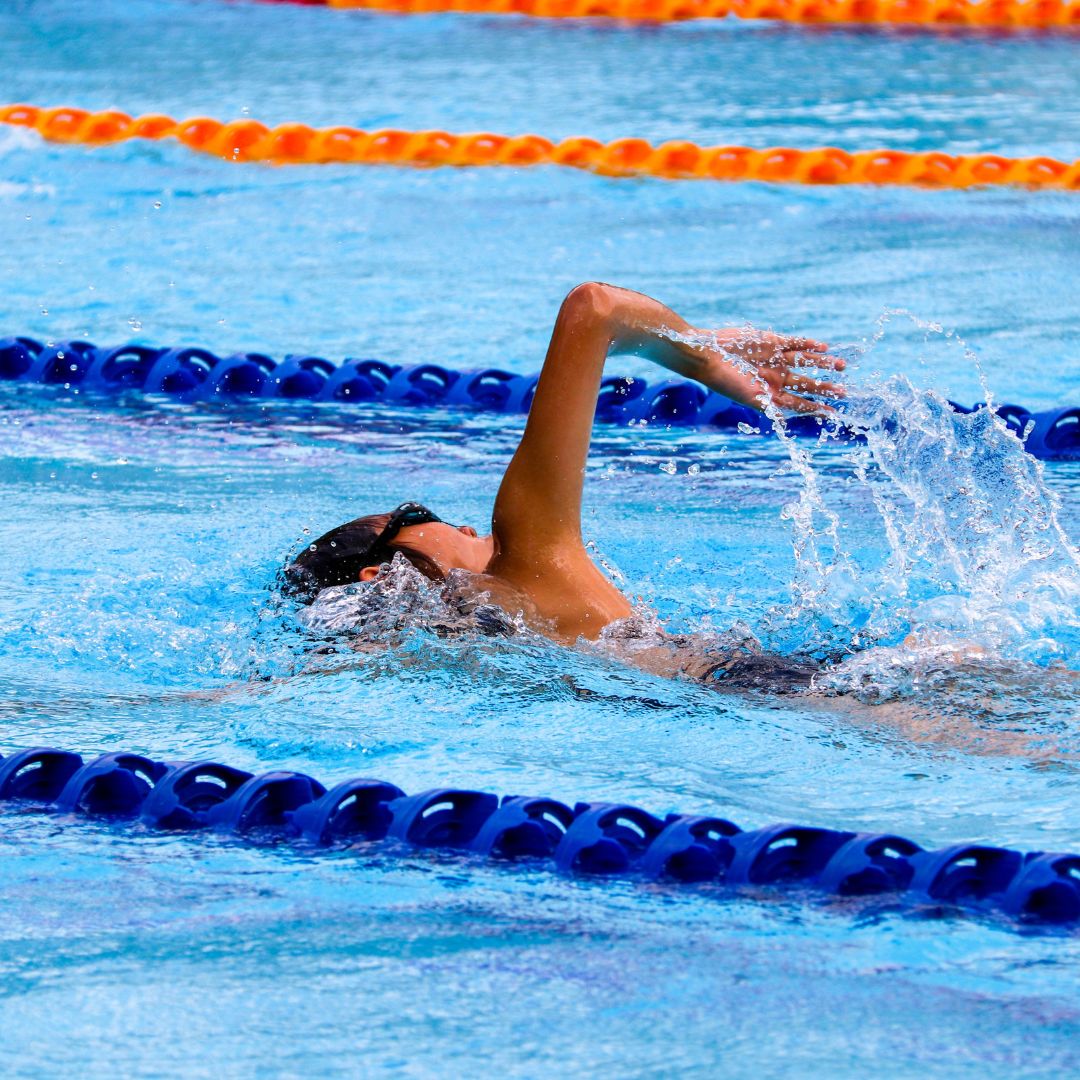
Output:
[359, 565, 381, 582]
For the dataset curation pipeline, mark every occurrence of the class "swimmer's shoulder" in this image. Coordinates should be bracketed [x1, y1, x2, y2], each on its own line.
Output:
[443, 571, 550, 635]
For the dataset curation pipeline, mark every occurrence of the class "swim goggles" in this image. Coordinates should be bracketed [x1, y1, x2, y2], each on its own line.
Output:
[363, 502, 446, 566]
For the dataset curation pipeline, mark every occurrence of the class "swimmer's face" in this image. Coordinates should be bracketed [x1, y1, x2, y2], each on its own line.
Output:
[358, 520, 494, 580]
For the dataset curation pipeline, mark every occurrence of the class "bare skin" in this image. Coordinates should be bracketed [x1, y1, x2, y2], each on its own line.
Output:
[356, 282, 843, 644]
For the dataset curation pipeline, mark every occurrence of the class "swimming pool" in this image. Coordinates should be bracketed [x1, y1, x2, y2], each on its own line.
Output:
[2, 1, 1079, 1075]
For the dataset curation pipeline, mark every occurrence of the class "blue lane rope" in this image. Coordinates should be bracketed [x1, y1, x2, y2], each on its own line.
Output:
[1, 746, 1078, 928]
[2, 335, 1078, 459]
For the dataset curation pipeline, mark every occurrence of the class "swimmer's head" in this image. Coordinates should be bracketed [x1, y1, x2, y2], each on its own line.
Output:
[284, 502, 492, 598]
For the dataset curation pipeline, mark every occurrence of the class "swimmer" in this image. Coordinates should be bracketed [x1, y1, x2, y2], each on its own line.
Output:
[286, 283, 844, 689]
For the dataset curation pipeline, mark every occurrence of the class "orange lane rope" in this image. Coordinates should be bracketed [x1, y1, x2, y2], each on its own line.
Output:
[321, 0, 1080, 30]
[2, 104, 1077, 190]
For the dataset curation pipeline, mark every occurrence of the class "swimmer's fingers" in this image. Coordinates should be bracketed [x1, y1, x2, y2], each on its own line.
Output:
[775, 335, 829, 353]
[773, 390, 838, 415]
[761, 371, 837, 414]
[735, 330, 825, 350]
[756, 339, 845, 371]
[706, 329, 844, 371]
[782, 350, 846, 371]
[781, 374, 846, 399]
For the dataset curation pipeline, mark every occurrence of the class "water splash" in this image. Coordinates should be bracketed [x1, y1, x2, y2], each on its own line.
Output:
[755, 314, 1080, 685]
[296, 556, 521, 641]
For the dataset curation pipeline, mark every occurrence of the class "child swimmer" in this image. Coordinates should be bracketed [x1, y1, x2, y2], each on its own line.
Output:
[287, 283, 844, 689]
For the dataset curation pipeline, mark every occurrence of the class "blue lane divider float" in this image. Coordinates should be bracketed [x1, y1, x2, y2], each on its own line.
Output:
[1, 745, 1078, 928]
[1, 335, 1077, 459]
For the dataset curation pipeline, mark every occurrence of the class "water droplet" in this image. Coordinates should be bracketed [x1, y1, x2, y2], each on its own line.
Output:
[40, 308, 48, 316]
[737, 422, 758, 435]
[153, 200, 162, 209]
[69, 363, 77, 372]
[302, 527, 311, 535]
[688, 463, 701, 476]
[659, 460, 676, 475]
[90, 471, 99, 480]
[128, 317, 142, 331]
[115, 457, 129, 465]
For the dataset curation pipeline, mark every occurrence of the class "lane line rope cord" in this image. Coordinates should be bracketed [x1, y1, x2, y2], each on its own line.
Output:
[1, 746, 1078, 929]
[3, 335, 1078, 459]
[301, 0, 1080, 31]
[2, 105, 1078, 189]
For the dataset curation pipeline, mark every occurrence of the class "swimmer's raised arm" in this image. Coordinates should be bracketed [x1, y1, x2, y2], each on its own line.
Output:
[289, 282, 841, 641]
[493, 282, 841, 552]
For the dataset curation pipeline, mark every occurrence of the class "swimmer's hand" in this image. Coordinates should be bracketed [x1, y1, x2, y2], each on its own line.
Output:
[691, 328, 846, 415]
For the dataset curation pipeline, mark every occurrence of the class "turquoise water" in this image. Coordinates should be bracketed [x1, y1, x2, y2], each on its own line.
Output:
[1, 1, 1080, 1076]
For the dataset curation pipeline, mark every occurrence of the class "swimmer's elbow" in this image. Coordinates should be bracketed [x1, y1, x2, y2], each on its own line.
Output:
[560, 281, 619, 325]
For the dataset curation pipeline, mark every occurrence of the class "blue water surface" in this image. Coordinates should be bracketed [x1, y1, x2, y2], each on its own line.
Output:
[0, 1, 1079, 1077]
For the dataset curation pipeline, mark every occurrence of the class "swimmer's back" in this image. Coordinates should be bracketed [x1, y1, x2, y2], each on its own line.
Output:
[602, 620, 819, 695]
[700, 646, 819, 694]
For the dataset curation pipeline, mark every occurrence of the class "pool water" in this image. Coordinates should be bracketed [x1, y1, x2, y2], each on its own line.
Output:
[1, 1, 1079, 1076]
